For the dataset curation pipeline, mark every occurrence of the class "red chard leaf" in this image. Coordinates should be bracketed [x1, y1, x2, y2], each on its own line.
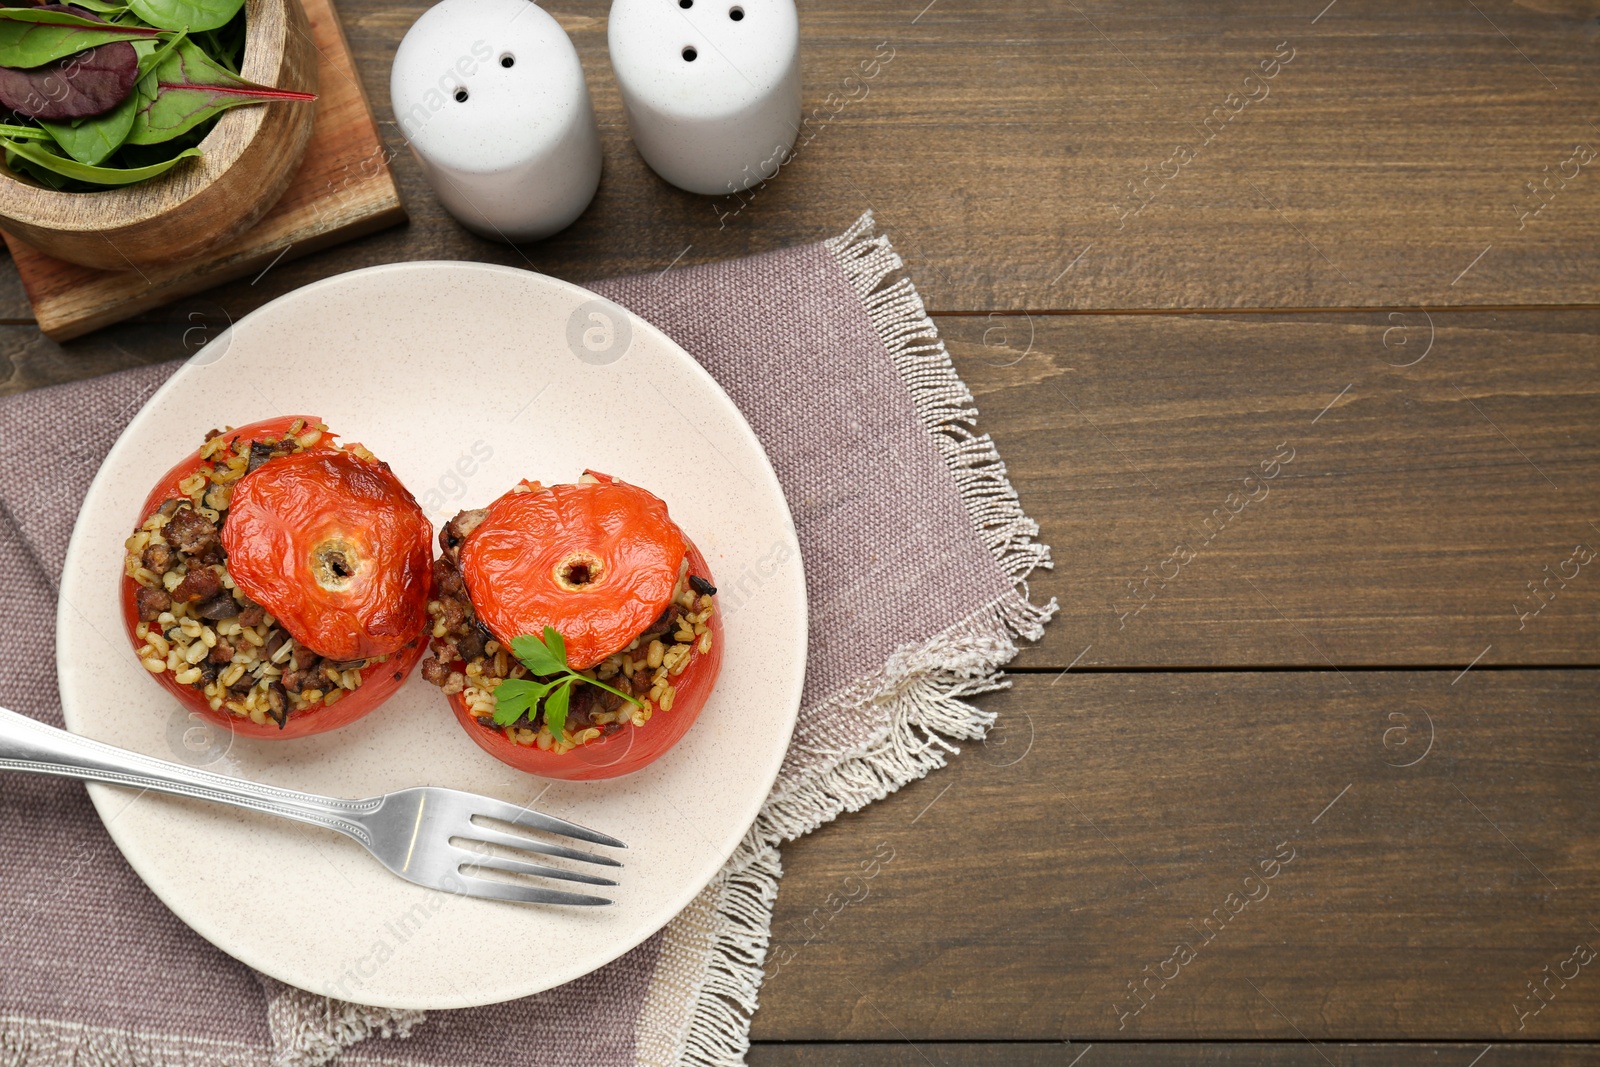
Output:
[127, 36, 313, 145]
[0, 37, 137, 118]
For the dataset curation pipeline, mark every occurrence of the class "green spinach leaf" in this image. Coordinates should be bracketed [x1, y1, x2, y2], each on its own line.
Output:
[66, 0, 133, 15]
[0, 123, 54, 141]
[0, 9, 159, 69]
[38, 85, 138, 163]
[1, 133, 198, 183]
[127, 0, 243, 33]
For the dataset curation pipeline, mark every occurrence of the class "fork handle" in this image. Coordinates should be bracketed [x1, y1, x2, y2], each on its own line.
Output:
[0, 705, 377, 845]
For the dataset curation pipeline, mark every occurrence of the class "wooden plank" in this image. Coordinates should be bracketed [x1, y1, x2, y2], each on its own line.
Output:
[944, 309, 1600, 670]
[0, 0, 406, 341]
[750, 1043, 1600, 1066]
[1, 0, 1594, 326]
[290, 0, 1600, 312]
[753, 671, 1600, 1041]
[0, 322, 176, 395]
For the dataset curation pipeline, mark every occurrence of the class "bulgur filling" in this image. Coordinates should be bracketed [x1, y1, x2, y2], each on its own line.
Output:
[123, 420, 400, 729]
[421, 506, 718, 755]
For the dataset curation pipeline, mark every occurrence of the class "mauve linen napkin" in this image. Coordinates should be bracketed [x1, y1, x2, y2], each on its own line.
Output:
[0, 213, 1054, 1066]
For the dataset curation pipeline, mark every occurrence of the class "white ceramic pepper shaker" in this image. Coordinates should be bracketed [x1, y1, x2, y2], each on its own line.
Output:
[391, 0, 601, 242]
[607, 0, 800, 196]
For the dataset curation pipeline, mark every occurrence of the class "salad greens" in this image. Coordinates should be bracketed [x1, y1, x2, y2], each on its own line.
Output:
[0, 1, 313, 191]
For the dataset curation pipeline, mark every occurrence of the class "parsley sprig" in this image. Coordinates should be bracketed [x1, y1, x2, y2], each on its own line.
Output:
[490, 627, 644, 740]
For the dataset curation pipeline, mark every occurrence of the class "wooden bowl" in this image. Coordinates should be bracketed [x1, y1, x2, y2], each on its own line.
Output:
[0, 0, 318, 270]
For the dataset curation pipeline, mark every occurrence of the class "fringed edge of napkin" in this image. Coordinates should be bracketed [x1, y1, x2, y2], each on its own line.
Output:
[660, 211, 1058, 1067]
[260, 978, 423, 1067]
[0, 1014, 269, 1067]
[635, 835, 782, 1067]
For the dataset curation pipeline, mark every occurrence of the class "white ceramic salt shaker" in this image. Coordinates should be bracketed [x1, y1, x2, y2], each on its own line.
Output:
[391, 0, 601, 242]
[607, 0, 800, 196]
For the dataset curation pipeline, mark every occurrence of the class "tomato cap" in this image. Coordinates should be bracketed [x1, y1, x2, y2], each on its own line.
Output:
[222, 449, 433, 661]
[460, 476, 687, 669]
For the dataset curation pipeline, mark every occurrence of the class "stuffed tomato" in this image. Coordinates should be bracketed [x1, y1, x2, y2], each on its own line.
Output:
[421, 471, 723, 780]
[121, 416, 432, 738]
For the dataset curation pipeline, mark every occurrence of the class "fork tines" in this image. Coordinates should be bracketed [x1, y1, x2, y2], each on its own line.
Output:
[469, 794, 628, 850]
[450, 794, 626, 906]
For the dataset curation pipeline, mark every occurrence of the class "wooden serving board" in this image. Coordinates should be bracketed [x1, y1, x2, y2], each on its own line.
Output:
[0, 0, 406, 342]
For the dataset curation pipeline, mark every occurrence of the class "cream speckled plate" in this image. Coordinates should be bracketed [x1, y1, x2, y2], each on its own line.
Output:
[54, 262, 806, 1009]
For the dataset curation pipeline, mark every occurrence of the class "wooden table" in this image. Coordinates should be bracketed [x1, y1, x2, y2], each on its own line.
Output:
[6, 1, 1598, 1062]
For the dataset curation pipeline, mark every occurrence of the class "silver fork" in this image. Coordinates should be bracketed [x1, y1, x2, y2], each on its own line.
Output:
[0, 704, 624, 906]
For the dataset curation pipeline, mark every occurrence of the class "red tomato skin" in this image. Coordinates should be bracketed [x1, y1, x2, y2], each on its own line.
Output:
[223, 450, 433, 661]
[447, 540, 723, 780]
[120, 416, 425, 739]
[460, 477, 688, 670]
